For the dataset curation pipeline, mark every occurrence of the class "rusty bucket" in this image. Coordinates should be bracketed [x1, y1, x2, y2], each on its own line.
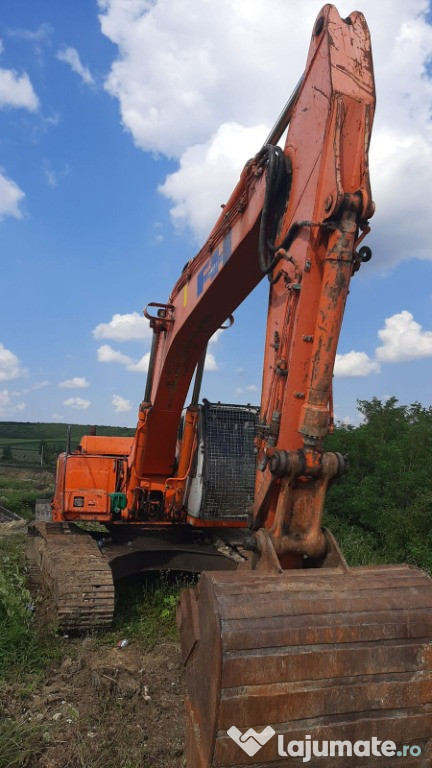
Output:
[178, 564, 432, 767]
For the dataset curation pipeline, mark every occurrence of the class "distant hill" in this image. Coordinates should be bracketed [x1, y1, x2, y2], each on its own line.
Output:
[0, 421, 136, 467]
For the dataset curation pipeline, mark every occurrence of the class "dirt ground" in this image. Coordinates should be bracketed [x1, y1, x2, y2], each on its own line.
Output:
[1, 639, 185, 768]
[0, 521, 186, 768]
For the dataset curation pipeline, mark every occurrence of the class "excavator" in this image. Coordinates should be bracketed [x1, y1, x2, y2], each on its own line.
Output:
[27, 5, 432, 767]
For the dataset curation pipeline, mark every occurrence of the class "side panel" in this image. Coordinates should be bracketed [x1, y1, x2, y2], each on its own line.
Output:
[53, 453, 120, 522]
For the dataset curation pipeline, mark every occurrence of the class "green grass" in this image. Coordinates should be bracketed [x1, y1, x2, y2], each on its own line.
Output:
[103, 574, 195, 651]
[0, 715, 43, 768]
[0, 535, 61, 683]
[0, 468, 55, 520]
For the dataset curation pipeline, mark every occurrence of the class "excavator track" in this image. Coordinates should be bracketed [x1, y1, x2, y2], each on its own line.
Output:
[26, 522, 114, 632]
[178, 564, 432, 767]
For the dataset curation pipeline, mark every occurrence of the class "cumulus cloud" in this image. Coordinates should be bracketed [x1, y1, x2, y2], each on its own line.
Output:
[376, 310, 432, 362]
[0, 389, 25, 416]
[112, 393, 132, 412]
[97, 344, 133, 364]
[96, 344, 150, 373]
[334, 351, 380, 378]
[93, 311, 151, 341]
[98, 0, 432, 262]
[57, 46, 94, 85]
[0, 68, 39, 110]
[0, 170, 25, 220]
[204, 352, 218, 371]
[63, 397, 91, 410]
[59, 376, 90, 389]
[159, 122, 268, 239]
[126, 353, 150, 373]
[0, 343, 26, 381]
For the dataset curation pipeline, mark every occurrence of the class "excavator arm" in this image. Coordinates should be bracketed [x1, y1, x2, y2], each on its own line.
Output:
[127, 2, 374, 564]
[176, 7, 432, 768]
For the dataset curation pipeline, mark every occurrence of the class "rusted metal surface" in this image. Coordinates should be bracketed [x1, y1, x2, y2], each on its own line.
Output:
[27, 522, 115, 631]
[179, 565, 432, 767]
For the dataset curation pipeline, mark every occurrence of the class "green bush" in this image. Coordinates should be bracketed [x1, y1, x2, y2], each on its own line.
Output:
[325, 397, 432, 573]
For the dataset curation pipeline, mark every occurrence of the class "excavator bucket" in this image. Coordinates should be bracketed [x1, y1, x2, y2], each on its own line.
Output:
[178, 563, 432, 767]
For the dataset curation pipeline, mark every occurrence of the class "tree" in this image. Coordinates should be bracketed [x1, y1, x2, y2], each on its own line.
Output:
[324, 397, 432, 573]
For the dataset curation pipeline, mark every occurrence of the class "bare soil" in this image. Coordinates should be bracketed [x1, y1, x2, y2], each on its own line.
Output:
[1, 635, 185, 768]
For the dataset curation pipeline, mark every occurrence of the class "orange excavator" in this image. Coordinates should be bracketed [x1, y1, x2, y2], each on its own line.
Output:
[27, 5, 432, 766]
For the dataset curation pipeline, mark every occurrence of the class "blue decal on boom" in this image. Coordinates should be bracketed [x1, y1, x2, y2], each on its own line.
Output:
[197, 231, 232, 297]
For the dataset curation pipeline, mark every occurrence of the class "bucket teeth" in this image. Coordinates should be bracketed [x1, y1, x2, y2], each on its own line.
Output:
[179, 565, 432, 767]
[26, 522, 115, 632]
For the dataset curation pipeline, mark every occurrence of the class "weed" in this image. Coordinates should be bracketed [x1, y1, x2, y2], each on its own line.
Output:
[0, 535, 60, 682]
[0, 714, 42, 768]
[100, 572, 196, 651]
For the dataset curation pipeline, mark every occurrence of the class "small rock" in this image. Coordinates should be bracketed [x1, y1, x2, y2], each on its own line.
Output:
[52, 712, 62, 721]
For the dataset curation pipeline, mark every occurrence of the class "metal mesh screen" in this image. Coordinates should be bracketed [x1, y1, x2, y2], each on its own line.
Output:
[200, 401, 259, 521]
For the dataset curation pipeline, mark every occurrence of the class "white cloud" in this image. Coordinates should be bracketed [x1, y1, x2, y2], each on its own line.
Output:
[93, 311, 151, 341]
[204, 352, 218, 371]
[97, 344, 133, 364]
[0, 170, 25, 220]
[0, 68, 39, 110]
[7, 23, 53, 43]
[236, 384, 259, 395]
[334, 351, 380, 378]
[96, 344, 151, 373]
[59, 376, 90, 389]
[98, 0, 432, 263]
[209, 329, 223, 345]
[63, 397, 91, 410]
[33, 380, 50, 390]
[159, 122, 268, 239]
[0, 343, 26, 381]
[57, 47, 95, 85]
[44, 162, 56, 188]
[376, 310, 432, 362]
[126, 353, 150, 373]
[98, 0, 313, 157]
[112, 394, 132, 412]
[0, 389, 25, 416]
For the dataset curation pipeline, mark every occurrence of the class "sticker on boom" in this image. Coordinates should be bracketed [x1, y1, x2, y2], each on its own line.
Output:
[197, 231, 232, 297]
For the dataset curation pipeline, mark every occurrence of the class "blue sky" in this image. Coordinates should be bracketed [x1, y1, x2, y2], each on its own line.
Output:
[1, 0, 432, 427]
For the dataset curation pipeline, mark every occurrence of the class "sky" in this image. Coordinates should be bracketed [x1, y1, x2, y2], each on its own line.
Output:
[1, 0, 432, 428]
